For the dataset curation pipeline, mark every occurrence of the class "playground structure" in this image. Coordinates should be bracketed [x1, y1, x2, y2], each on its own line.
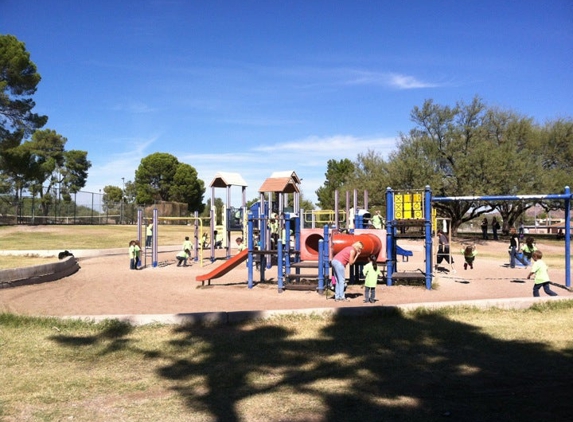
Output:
[198, 185, 395, 292]
[136, 173, 572, 292]
[208, 172, 248, 260]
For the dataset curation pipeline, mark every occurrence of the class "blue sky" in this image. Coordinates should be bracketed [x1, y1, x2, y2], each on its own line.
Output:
[2, 0, 572, 206]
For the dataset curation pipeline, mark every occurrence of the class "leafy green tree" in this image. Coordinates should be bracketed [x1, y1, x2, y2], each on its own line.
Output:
[351, 149, 390, 210]
[0, 34, 47, 154]
[169, 163, 205, 212]
[315, 158, 355, 209]
[1, 140, 37, 200]
[102, 185, 123, 213]
[383, 97, 547, 232]
[536, 118, 573, 190]
[298, 192, 316, 211]
[135, 152, 205, 213]
[477, 108, 543, 230]
[123, 180, 136, 204]
[3, 129, 90, 216]
[201, 197, 224, 224]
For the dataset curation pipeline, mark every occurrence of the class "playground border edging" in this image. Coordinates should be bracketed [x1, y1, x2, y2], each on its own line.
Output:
[61, 296, 570, 326]
[0, 256, 79, 289]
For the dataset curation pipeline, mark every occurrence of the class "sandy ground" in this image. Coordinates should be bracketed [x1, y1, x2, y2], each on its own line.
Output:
[0, 239, 571, 317]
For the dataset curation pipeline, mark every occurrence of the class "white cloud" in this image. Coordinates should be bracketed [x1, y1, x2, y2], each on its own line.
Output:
[84, 134, 398, 207]
[343, 70, 439, 89]
[187, 134, 398, 205]
[388, 73, 438, 89]
[83, 136, 158, 191]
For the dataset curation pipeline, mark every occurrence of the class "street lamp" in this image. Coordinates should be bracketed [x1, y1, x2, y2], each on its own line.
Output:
[121, 177, 125, 224]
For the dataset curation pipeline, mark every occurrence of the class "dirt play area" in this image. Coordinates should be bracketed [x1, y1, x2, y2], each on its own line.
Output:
[0, 239, 571, 318]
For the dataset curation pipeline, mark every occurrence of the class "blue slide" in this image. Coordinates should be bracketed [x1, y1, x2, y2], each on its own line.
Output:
[396, 244, 413, 261]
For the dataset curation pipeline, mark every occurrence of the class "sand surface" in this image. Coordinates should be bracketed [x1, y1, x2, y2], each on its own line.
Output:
[1, 239, 571, 317]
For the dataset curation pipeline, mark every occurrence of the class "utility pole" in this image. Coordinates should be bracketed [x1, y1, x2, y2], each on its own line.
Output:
[121, 177, 125, 224]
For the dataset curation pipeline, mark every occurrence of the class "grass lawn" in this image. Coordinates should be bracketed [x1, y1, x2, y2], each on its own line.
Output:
[1, 301, 573, 421]
[0, 225, 241, 269]
[0, 224, 193, 250]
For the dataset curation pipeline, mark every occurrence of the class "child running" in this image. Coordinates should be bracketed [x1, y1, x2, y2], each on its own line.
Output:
[363, 254, 381, 303]
[527, 250, 558, 297]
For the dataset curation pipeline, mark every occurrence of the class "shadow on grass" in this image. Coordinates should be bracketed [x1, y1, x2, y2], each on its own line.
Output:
[49, 304, 573, 421]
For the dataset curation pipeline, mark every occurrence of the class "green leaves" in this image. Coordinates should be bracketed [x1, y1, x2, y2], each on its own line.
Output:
[0, 34, 47, 151]
[134, 152, 205, 212]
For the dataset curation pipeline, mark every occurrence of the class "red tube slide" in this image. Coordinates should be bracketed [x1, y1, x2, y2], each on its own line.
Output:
[299, 229, 385, 262]
[331, 233, 382, 262]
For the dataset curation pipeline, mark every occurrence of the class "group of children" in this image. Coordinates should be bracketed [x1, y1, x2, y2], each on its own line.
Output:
[459, 234, 558, 297]
[357, 232, 559, 302]
[138, 226, 559, 299]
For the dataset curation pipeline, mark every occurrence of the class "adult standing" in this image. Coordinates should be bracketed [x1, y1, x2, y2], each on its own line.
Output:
[481, 218, 488, 240]
[331, 241, 363, 301]
[436, 229, 454, 266]
[492, 217, 501, 240]
[508, 230, 528, 268]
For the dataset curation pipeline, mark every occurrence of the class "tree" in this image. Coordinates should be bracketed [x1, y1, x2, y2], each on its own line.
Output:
[351, 149, 390, 209]
[298, 192, 316, 211]
[315, 158, 356, 209]
[0, 34, 47, 154]
[381, 97, 550, 232]
[102, 185, 123, 213]
[169, 163, 205, 212]
[536, 118, 573, 190]
[5, 129, 91, 216]
[134, 152, 205, 213]
[201, 197, 225, 225]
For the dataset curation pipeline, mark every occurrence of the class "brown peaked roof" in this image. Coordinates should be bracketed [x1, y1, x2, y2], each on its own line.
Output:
[258, 177, 300, 194]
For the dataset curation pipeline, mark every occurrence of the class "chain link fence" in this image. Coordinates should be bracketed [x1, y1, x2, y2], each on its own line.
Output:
[0, 190, 169, 225]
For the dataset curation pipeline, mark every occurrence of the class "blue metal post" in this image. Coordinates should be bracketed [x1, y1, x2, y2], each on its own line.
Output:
[565, 186, 571, 287]
[293, 214, 301, 263]
[323, 225, 331, 284]
[152, 209, 158, 267]
[284, 218, 291, 275]
[260, 213, 267, 277]
[385, 187, 395, 286]
[247, 216, 254, 289]
[277, 238, 284, 292]
[424, 186, 433, 289]
[318, 239, 324, 292]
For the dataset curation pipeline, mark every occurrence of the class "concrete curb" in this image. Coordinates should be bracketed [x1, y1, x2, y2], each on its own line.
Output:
[0, 246, 179, 288]
[0, 256, 79, 289]
[62, 296, 571, 326]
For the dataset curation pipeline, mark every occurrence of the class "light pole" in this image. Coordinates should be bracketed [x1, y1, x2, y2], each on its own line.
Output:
[121, 177, 125, 224]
